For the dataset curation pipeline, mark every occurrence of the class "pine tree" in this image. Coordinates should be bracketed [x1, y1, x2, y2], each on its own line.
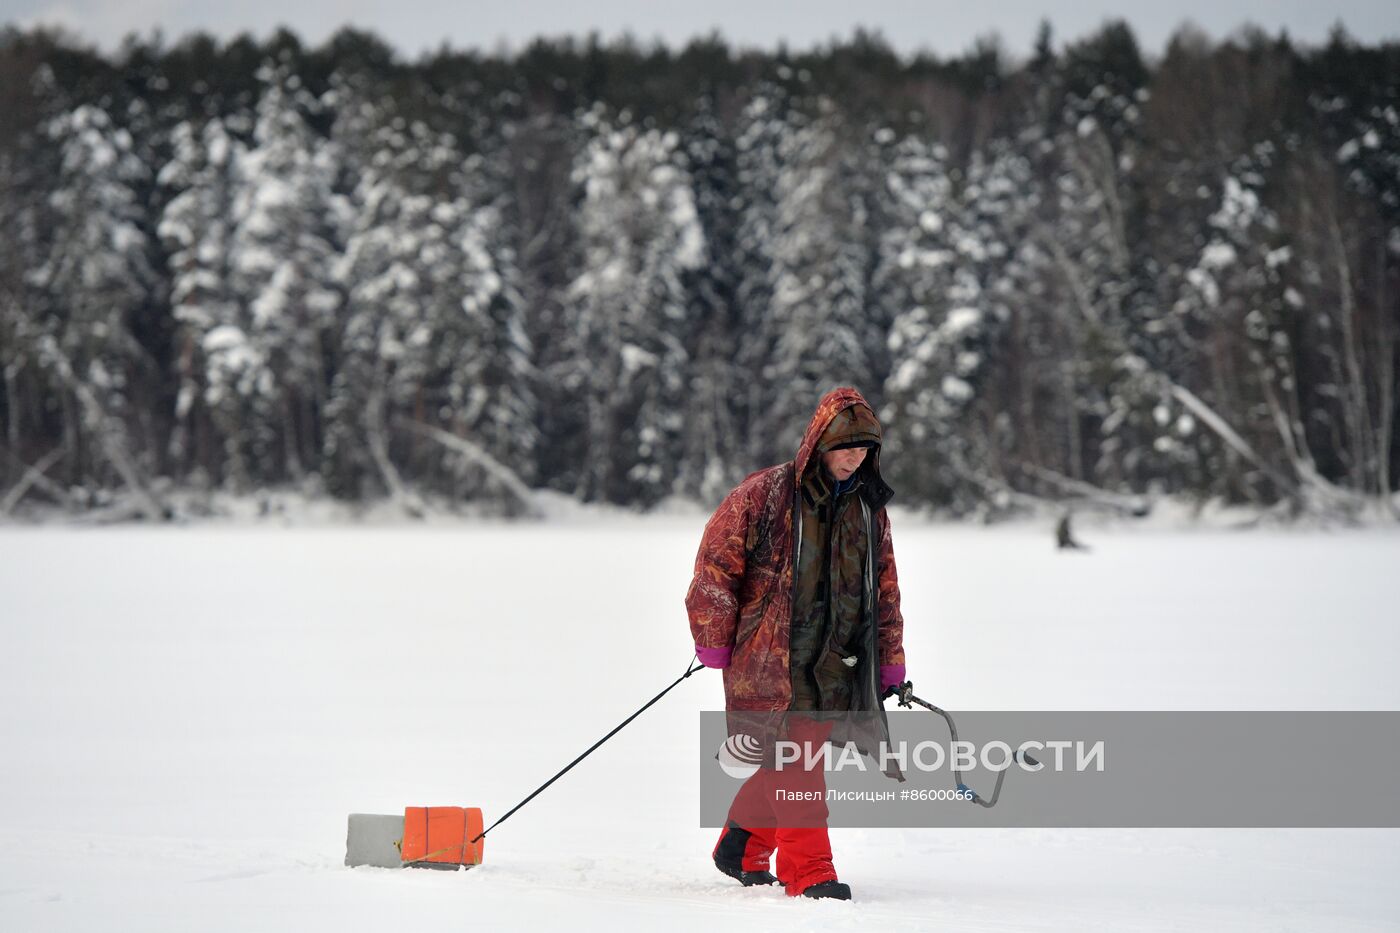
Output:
[746, 100, 876, 466]
[0, 70, 61, 493]
[677, 95, 746, 501]
[567, 107, 705, 505]
[26, 102, 165, 514]
[924, 140, 1038, 510]
[877, 131, 972, 507]
[329, 93, 538, 509]
[157, 117, 255, 487]
[226, 64, 346, 485]
[731, 87, 791, 461]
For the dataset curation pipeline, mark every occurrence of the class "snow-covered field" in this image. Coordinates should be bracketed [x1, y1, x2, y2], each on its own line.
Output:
[2, 517, 1398, 931]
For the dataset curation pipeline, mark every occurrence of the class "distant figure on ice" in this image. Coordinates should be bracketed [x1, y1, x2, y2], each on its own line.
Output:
[1056, 511, 1088, 551]
[685, 387, 910, 902]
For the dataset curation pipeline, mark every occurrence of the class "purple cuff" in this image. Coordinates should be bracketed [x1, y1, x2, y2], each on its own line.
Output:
[696, 645, 732, 669]
[880, 664, 907, 690]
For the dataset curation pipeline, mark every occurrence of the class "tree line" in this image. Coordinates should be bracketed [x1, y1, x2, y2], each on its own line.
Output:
[0, 22, 1396, 519]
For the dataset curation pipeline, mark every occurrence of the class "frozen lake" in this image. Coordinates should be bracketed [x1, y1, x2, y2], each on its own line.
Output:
[2, 517, 1397, 931]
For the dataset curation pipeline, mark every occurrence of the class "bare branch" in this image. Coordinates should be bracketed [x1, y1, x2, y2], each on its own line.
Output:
[397, 419, 541, 517]
[0, 445, 69, 515]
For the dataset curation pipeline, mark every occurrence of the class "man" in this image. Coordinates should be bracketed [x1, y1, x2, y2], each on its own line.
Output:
[685, 386, 908, 901]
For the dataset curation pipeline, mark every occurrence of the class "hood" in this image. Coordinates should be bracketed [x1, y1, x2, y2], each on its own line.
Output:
[793, 387, 894, 510]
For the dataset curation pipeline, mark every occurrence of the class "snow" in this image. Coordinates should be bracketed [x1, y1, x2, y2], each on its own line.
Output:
[952, 232, 985, 262]
[201, 326, 266, 397]
[1209, 178, 1261, 231]
[1200, 242, 1237, 270]
[1, 519, 1398, 931]
[943, 307, 981, 337]
[940, 375, 973, 402]
[887, 358, 921, 394]
[1186, 267, 1219, 307]
[620, 343, 659, 375]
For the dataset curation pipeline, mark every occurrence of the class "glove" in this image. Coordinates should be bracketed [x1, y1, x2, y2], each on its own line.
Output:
[695, 645, 731, 669]
[882, 680, 914, 705]
[880, 664, 906, 692]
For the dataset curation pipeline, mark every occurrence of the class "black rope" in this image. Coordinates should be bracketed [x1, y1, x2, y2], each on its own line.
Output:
[470, 655, 708, 843]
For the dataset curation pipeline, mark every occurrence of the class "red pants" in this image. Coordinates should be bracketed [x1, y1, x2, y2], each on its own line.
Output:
[713, 718, 836, 896]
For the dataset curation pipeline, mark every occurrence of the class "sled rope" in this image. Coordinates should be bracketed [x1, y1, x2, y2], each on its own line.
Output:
[468, 655, 709, 845]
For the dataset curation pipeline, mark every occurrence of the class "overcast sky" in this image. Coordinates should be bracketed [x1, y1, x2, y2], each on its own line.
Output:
[4, 0, 1397, 60]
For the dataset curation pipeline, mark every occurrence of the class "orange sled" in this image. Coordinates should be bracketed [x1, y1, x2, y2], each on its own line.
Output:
[346, 806, 484, 870]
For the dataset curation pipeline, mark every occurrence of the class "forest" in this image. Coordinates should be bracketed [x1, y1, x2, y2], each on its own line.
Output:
[0, 21, 1396, 519]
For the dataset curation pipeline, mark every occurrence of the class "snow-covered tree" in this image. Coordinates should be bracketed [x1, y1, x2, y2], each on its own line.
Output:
[226, 66, 346, 484]
[731, 88, 792, 461]
[745, 100, 876, 466]
[566, 108, 705, 505]
[876, 131, 968, 504]
[2, 27, 1395, 517]
[329, 92, 537, 509]
[0, 85, 58, 489]
[676, 97, 746, 502]
[157, 117, 260, 486]
[1272, 146, 1393, 511]
[24, 103, 166, 514]
[884, 138, 1041, 511]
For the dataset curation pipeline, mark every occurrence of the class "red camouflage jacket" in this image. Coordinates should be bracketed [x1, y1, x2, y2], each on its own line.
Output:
[685, 387, 906, 712]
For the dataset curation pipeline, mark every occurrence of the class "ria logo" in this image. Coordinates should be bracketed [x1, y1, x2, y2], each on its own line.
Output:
[716, 733, 764, 779]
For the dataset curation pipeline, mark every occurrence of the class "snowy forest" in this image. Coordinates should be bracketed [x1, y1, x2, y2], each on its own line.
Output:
[0, 22, 1397, 520]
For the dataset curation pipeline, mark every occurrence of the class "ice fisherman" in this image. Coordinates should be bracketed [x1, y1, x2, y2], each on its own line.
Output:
[685, 386, 910, 901]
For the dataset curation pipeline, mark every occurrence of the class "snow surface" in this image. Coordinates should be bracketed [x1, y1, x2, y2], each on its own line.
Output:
[2, 518, 1398, 931]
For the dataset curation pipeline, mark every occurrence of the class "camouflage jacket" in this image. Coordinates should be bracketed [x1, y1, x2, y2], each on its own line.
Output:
[685, 387, 905, 713]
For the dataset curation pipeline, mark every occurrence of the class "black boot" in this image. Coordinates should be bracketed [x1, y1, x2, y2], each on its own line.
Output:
[713, 822, 778, 887]
[801, 880, 852, 900]
[714, 857, 778, 887]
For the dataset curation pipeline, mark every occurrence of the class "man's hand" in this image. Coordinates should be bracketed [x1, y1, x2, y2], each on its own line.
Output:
[882, 680, 914, 706]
